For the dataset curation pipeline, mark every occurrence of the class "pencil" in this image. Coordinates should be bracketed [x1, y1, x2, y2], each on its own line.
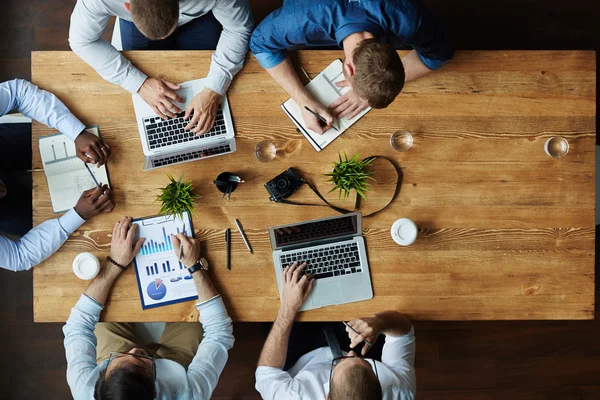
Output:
[84, 163, 101, 188]
[303, 106, 339, 132]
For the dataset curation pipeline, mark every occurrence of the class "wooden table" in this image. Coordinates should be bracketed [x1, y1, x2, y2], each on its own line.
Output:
[31, 50, 595, 322]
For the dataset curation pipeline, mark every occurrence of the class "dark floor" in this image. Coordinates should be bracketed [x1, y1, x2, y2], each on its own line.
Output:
[0, 1, 598, 399]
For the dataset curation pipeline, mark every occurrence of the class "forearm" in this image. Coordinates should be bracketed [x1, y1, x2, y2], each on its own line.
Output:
[375, 311, 413, 337]
[84, 263, 122, 305]
[402, 50, 433, 82]
[267, 57, 313, 105]
[257, 310, 294, 368]
[192, 271, 219, 302]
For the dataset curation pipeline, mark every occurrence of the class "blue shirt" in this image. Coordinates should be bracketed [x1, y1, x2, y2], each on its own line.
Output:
[0, 79, 87, 271]
[63, 294, 235, 400]
[250, 0, 454, 70]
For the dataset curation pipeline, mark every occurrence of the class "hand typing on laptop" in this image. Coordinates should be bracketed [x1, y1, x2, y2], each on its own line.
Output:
[279, 262, 316, 320]
[138, 77, 184, 120]
[184, 87, 221, 135]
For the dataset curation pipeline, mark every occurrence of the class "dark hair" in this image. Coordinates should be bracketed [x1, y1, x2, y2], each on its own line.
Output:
[329, 363, 383, 400]
[94, 365, 155, 400]
[351, 39, 405, 109]
[130, 0, 179, 40]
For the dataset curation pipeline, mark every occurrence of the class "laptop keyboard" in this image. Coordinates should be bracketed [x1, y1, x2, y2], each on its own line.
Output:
[279, 242, 362, 280]
[143, 105, 227, 150]
[151, 144, 232, 168]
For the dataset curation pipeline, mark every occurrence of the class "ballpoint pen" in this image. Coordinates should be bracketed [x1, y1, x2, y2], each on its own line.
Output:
[343, 321, 373, 347]
[225, 228, 231, 270]
[84, 162, 101, 188]
[304, 106, 339, 132]
[234, 219, 253, 254]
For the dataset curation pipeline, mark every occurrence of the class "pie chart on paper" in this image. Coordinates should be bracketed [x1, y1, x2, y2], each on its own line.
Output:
[147, 278, 167, 300]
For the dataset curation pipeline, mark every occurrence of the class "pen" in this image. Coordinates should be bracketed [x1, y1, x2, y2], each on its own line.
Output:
[225, 228, 231, 270]
[300, 67, 312, 82]
[343, 321, 373, 347]
[84, 162, 101, 188]
[234, 219, 253, 254]
[303, 106, 339, 132]
[178, 225, 184, 260]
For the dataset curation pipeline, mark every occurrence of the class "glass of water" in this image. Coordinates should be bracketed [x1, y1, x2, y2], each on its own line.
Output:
[390, 130, 413, 152]
[544, 136, 569, 158]
[254, 141, 277, 162]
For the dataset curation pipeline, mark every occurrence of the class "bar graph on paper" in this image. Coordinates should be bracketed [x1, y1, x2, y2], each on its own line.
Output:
[132, 211, 199, 309]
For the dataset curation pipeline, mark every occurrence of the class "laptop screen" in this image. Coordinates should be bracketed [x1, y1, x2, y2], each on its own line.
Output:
[271, 214, 360, 249]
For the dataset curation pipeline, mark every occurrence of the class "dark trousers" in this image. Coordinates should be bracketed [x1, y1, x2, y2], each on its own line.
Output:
[120, 12, 222, 51]
[0, 123, 32, 236]
[262, 321, 384, 371]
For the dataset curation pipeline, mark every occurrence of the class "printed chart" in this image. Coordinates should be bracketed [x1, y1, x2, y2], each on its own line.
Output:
[132, 212, 198, 309]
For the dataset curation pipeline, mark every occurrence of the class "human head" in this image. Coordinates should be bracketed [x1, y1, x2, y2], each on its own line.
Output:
[327, 352, 383, 400]
[345, 38, 405, 109]
[125, 0, 179, 40]
[94, 348, 156, 400]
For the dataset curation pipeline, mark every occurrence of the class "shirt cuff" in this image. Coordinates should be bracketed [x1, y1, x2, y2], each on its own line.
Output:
[197, 295, 228, 322]
[56, 115, 86, 142]
[253, 50, 287, 70]
[59, 208, 86, 235]
[385, 326, 415, 344]
[75, 293, 104, 316]
[205, 70, 231, 96]
[417, 53, 447, 71]
[121, 68, 148, 94]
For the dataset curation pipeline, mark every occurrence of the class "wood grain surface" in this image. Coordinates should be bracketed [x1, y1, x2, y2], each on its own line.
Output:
[31, 50, 595, 322]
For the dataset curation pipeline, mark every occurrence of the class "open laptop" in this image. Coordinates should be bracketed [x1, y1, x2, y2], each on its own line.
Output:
[132, 78, 236, 171]
[269, 212, 373, 311]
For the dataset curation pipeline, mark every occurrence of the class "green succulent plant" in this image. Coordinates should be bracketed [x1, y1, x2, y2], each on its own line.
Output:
[325, 153, 375, 200]
[155, 173, 200, 218]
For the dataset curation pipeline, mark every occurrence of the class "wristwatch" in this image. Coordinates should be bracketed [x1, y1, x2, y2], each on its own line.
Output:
[187, 258, 209, 275]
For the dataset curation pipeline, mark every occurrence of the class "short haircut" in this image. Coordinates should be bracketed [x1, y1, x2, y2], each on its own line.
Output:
[94, 365, 154, 400]
[130, 0, 179, 40]
[351, 39, 405, 109]
[329, 363, 383, 400]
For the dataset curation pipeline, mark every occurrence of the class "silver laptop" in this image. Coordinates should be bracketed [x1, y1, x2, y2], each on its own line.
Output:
[269, 212, 373, 311]
[132, 78, 236, 171]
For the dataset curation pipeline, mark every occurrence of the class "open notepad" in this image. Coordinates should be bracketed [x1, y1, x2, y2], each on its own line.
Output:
[39, 126, 109, 213]
[281, 59, 371, 152]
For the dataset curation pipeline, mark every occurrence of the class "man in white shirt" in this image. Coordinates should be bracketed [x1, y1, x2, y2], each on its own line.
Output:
[69, 0, 253, 134]
[0, 79, 115, 272]
[63, 217, 234, 399]
[255, 262, 417, 400]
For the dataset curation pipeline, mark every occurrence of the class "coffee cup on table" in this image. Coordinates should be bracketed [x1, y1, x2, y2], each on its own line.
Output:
[72, 252, 101, 280]
[391, 218, 418, 246]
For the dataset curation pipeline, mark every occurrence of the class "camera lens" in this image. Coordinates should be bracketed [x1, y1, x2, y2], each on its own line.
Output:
[276, 178, 290, 189]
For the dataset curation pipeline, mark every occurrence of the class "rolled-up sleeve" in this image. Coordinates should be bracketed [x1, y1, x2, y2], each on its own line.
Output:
[186, 296, 235, 399]
[381, 327, 417, 395]
[249, 7, 292, 69]
[255, 367, 302, 400]
[409, 6, 454, 70]
[206, 0, 253, 95]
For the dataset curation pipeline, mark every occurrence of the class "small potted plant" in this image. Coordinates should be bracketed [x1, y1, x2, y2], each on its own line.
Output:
[155, 173, 200, 218]
[325, 153, 375, 200]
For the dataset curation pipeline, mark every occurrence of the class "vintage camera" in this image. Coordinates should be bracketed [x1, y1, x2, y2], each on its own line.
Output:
[265, 168, 305, 202]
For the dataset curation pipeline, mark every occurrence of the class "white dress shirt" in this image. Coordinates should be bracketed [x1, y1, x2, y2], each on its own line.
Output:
[69, 0, 253, 95]
[63, 294, 235, 400]
[0, 79, 86, 272]
[255, 328, 417, 400]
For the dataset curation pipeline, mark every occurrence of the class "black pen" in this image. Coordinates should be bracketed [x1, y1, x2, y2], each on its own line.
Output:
[304, 106, 339, 132]
[343, 321, 373, 347]
[84, 162, 101, 188]
[225, 228, 231, 270]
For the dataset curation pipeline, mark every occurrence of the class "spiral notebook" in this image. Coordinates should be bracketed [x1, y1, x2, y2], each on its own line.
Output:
[38, 126, 110, 213]
[281, 59, 371, 152]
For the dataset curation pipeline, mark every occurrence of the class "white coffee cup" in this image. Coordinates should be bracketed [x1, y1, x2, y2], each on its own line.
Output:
[73, 252, 101, 280]
[391, 218, 418, 246]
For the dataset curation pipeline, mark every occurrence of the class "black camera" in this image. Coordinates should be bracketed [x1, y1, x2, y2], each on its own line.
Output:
[265, 168, 305, 202]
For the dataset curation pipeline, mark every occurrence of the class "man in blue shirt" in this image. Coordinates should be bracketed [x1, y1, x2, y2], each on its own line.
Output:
[250, 0, 454, 134]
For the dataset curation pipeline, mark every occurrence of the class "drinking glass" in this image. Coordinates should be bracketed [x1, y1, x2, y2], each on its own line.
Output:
[544, 136, 569, 158]
[390, 130, 413, 152]
[254, 141, 277, 162]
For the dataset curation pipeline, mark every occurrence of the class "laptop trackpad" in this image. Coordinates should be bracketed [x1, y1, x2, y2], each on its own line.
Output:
[311, 281, 343, 307]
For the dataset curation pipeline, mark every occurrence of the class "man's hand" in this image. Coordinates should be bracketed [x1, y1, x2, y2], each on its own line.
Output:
[300, 100, 334, 135]
[138, 77, 183, 119]
[184, 88, 221, 135]
[279, 262, 315, 320]
[345, 315, 384, 356]
[109, 216, 145, 267]
[74, 130, 111, 166]
[171, 233, 201, 268]
[74, 184, 115, 220]
[328, 80, 369, 120]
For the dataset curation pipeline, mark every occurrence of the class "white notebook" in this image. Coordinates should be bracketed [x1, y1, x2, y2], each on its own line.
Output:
[281, 59, 371, 151]
[39, 126, 110, 213]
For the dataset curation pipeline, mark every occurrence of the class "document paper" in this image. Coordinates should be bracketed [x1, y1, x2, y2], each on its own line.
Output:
[281, 59, 372, 151]
[39, 126, 109, 213]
